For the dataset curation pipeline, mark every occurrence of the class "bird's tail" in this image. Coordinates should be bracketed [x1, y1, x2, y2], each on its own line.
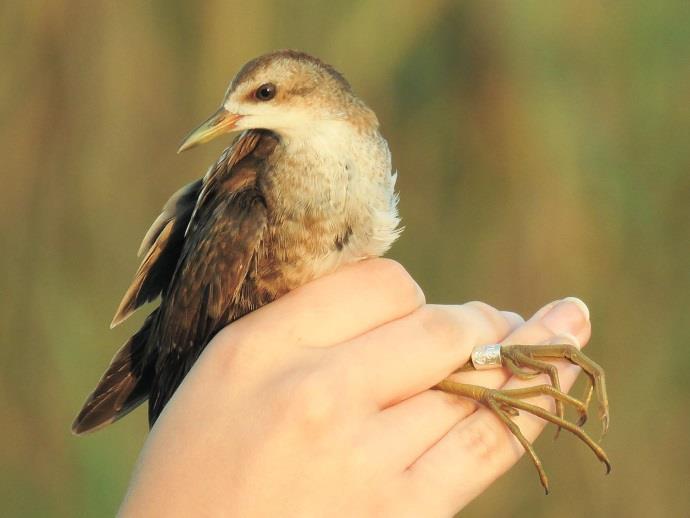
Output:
[71, 310, 158, 435]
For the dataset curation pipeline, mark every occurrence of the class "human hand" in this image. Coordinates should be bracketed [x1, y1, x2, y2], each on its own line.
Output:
[119, 259, 591, 517]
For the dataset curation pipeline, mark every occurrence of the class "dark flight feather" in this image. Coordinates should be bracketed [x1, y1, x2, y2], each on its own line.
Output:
[110, 180, 202, 328]
[72, 311, 157, 434]
[73, 130, 279, 434]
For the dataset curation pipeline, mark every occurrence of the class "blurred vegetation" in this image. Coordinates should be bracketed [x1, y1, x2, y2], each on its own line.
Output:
[1, 1, 689, 516]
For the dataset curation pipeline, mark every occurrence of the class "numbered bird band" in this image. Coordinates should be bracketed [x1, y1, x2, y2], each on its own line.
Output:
[471, 343, 502, 370]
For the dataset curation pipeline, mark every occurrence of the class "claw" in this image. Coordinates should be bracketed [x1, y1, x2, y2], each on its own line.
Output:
[439, 342, 610, 489]
[435, 375, 610, 491]
[486, 396, 550, 493]
[600, 412, 610, 440]
[491, 389, 611, 474]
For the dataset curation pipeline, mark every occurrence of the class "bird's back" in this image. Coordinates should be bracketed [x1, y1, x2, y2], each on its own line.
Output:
[73, 131, 277, 432]
[74, 117, 400, 433]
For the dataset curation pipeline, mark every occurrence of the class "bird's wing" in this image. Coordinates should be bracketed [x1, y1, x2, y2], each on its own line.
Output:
[110, 180, 201, 327]
[110, 130, 267, 327]
[147, 131, 279, 424]
[72, 309, 158, 434]
[74, 130, 277, 434]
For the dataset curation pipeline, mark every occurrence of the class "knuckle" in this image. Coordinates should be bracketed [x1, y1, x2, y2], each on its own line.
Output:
[465, 300, 502, 326]
[464, 301, 508, 337]
[288, 367, 340, 428]
[347, 441, 371, 473]
[415, 305, 464, 348]
[374, 258, 426, 306]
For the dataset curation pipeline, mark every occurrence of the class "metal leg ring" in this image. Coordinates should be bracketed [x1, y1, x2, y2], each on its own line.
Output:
[471, 343, 502, 370]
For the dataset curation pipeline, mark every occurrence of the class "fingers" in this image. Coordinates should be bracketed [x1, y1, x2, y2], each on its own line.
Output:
[362, 301, 574, 475]
[445, 296, 589, 389]
[505, 296, 591, 349]
[363, 391, 475, 474]
[406, 298, 591, 513]
[333, 303, 523, 411]
[359, 310, 524, 472]
[210, 259, 425, 357]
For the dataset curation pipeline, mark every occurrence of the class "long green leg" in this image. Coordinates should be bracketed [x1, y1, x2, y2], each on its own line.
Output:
[456, 343, 608, 435]
[436, 353, 611, 493]
[434, 380, 610, 493]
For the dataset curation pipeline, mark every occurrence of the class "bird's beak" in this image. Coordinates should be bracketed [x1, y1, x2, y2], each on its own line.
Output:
[177, 108, 243, 153]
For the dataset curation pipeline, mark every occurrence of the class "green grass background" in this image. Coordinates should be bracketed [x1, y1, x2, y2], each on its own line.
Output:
[1, 1, 689, 516]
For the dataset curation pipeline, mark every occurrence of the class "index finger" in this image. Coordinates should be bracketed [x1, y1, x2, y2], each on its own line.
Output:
[333, 302, 523, 410]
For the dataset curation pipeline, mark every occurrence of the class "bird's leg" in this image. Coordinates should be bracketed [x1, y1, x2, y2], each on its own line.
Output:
[435, 343, 611, 493]
[502, 351, 566, 438]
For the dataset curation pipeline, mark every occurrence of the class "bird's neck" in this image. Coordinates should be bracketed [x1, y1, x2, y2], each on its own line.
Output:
[278, 118, 378, 156]
[261, 120, 390, 217]
[257, 119, 400, 285]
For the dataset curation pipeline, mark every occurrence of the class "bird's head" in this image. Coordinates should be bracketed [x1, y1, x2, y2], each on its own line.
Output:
[178, 50, 377, 153]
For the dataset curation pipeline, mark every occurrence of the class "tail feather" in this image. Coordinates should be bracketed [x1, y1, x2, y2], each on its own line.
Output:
[72, 311, 157, 435]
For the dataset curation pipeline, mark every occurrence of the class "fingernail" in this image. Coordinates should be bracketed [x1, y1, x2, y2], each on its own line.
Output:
[541, 297, 590, 335]
[561, 296, 590, 321]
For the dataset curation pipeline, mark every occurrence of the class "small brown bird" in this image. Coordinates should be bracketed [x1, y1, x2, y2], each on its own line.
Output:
[73, 50, 609, 492]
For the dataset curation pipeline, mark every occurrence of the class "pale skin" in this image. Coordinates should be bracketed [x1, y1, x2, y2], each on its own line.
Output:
[119, 259, 592, 517]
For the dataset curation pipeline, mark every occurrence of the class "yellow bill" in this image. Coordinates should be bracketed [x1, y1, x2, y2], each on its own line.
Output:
[177, 108, 243, 153]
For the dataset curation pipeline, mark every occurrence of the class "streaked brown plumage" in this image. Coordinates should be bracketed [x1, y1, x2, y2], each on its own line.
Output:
[73, 51, 400, 433]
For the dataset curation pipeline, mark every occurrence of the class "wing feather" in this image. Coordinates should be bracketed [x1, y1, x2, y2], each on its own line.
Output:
[110, 180, 200, 327]
[147, 134, 278, 425]
[76, 129, 279, 433]
[110, 130, 268, 328]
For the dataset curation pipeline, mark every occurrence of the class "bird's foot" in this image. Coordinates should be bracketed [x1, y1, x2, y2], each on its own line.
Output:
[500, 343, 609, 437]
[435, 343, 610, 493]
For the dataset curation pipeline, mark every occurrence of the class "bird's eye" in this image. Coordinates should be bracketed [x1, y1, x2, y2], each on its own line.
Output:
[255, 83, 276, 101]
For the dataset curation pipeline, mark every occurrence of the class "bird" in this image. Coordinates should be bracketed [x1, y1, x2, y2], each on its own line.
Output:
[72, 50, 609, 493]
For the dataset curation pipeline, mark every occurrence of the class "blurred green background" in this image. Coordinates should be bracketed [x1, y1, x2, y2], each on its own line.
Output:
[2, 1, 689, 516]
